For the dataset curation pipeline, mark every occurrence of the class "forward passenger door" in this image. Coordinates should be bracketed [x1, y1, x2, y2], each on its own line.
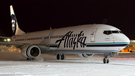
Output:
[90, 28, 97, 43]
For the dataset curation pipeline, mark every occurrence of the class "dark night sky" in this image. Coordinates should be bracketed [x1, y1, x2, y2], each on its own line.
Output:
[0, 0, 135, 39]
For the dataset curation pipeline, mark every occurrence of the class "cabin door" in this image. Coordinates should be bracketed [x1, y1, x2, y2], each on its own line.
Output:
[91, 28, 97, 43]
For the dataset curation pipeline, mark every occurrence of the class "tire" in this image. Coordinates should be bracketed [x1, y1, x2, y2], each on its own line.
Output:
[61, 54, 65, 60]
[27, 58, 30, 60]
[57, 54, 61, 60]
[103, 58, 110, 64]
[103, 58, 106, 63]
[107, 58, 109, 63]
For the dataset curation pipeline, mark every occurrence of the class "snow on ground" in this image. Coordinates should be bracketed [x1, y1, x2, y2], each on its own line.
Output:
[0, 52, 135, 76]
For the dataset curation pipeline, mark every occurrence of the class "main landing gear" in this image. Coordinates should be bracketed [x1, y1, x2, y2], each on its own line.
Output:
[103, 57, 109, 64]
[57, 54, 65, 60]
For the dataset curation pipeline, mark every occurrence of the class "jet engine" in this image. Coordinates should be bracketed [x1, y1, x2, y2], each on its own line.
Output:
[77, 54, 94, 58]
[21, 45, 41, 59]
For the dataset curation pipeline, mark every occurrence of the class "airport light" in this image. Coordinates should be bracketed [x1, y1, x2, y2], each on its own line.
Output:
[131, 40, 135, 42]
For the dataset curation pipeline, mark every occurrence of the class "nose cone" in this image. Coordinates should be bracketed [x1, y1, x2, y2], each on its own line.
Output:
[117, 34, 130, 45]
[115, 34, 130, 51]
[125, 36, 130, 45]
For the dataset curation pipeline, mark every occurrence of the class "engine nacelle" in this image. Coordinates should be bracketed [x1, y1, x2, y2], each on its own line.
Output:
[21, 45, 41, 58]
[77, 54, 94, 58]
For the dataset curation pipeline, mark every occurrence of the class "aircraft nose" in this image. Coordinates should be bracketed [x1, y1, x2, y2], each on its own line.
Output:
[116, 34, 130, 45]
[124, 35, 130, 44]
[114, 34, 130, 51]
[120, 34, 130, 45]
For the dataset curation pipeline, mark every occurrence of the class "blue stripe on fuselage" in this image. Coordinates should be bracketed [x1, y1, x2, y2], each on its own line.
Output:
[86, 42, 129, 47]
[86, 44, 128, 47]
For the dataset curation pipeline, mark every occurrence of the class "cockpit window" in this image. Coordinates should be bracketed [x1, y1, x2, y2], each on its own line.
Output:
[112, 31, 119, 33]
[103, 30, 112, 35]
[119, 31, 123, 33]
[103, 30, 122, 35]
[108, 31, 112, 34]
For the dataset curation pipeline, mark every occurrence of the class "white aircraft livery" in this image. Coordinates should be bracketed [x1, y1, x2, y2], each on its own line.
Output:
[5, 5, 130, 63]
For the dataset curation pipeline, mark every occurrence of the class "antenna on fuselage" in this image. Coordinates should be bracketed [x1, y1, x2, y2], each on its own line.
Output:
[103, 19, 107, 24]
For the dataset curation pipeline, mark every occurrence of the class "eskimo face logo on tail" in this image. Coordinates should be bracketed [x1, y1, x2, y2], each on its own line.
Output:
[55, 31, 87, 49]
[11, 14, 16, 35]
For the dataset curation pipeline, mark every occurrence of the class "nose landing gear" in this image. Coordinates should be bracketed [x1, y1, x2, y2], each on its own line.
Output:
[103, 53, 112, 64]
[103, 57, 110, 64]
[57, 54, 65, 60]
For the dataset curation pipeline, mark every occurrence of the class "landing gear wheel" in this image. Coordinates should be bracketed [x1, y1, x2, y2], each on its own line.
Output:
[107, 58, 110, 63]
[27, 58, 30, 60]
[103, 58, 109, 64]
[61, 54, 65, 60]
[57, 54, 61, 60]
[103, 58, 107, 64]
[57, 54, 65, 60]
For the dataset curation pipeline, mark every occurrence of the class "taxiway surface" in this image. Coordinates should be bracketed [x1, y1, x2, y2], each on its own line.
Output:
[0, 52, 135, 76]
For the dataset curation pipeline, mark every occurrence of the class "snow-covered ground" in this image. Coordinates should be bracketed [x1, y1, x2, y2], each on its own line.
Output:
[0, 52, 135, 76]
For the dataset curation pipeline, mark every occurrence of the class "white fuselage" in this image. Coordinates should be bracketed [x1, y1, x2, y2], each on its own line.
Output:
[11, 24, 130, 54]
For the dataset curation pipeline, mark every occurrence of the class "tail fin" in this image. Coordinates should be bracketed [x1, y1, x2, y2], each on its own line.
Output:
[10, 5, 25, 35]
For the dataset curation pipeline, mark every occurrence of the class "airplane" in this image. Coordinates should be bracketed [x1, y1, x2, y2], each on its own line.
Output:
[4, 5, 130, 64]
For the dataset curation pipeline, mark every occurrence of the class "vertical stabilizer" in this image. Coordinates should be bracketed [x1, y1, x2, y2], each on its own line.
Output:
[10, 5, 25, 35]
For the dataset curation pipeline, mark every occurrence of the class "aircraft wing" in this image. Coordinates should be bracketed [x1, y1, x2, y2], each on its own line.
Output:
[0, 42, 24, 48]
